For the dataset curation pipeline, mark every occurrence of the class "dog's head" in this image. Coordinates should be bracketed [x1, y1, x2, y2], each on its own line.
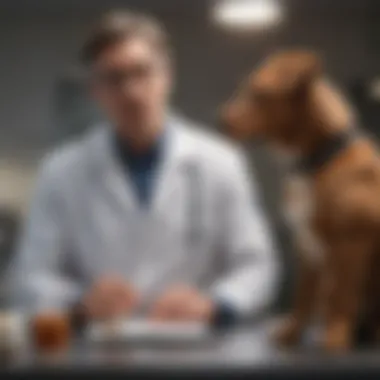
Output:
[222, 50, 323, 152]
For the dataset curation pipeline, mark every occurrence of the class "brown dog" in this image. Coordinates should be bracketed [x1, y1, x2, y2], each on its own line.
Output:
[222, 50, 380, 352]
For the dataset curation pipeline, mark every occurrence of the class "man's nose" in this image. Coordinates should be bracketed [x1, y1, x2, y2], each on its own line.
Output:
[120, 81, 144, 99]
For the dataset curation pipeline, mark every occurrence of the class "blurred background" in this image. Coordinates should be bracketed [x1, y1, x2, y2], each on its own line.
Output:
[1, 0, 380, 310]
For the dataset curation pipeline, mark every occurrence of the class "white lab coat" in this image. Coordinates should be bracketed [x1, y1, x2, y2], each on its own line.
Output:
[9, 116, 279, 316]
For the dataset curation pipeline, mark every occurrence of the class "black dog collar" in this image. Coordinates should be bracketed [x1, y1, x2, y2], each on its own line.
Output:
[293, 129, 360, 175]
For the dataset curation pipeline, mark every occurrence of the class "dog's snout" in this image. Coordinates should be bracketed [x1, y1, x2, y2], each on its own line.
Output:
[218, 110, 236, 138]
[216, 104, 229, 130]
[218, 115, 229, 132]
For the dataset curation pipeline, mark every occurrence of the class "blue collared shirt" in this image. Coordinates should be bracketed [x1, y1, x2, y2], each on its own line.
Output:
[113, 131, 166, 207]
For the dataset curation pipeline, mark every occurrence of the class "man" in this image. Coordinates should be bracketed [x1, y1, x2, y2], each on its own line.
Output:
[9, 10, 278, 326]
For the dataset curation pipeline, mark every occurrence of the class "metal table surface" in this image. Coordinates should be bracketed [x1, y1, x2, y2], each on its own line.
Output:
[2, 322, 380, 378]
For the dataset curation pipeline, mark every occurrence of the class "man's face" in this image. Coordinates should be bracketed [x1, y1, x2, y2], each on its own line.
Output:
[90, 37, 172, 139]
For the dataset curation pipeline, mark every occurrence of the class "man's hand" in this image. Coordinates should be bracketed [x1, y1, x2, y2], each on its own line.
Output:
[82, 276, 139, 321]
[149, 285, 215, 322]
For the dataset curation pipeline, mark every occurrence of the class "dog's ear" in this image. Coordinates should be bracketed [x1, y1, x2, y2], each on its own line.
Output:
[295, 52, 322, 85]
[289, 51, 322, 97]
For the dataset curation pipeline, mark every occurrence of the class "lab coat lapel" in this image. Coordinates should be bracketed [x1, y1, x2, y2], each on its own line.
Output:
[92, 126, 139, 211]
[90, 118, 193, 213]
[151, 117, 192, 212]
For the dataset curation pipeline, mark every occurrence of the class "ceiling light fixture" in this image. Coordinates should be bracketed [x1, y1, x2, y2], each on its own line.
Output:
[213, 0, 283, 30]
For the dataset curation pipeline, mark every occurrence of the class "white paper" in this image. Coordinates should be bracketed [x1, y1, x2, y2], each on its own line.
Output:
[87, 318, 210, 343]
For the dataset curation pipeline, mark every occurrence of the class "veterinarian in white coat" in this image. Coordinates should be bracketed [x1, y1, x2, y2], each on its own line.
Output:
[9, 10, 278, 325]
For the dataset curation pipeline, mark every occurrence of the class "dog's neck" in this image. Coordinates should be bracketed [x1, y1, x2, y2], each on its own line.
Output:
[272, 131, 357, 176]
[292, 129, 359, 175]
[274, 79, 358, 175]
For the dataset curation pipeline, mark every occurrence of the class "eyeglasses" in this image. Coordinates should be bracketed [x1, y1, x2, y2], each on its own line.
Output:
[92, 63, 161, 89]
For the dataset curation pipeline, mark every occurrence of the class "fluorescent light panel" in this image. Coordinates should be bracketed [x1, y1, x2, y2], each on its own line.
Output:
[213, 0, 283, 29]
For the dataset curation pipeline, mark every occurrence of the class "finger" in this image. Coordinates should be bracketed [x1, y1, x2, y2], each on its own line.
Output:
[84, 292, 102, 320]
[88, 289, 119, 320]
[170, 296, 207, 322]
[150, 311, 168, 321]
[114, 295, 135, 317]
[148, 286, 191, 321]
[149, 301, 167, 320]
[150, 299, 177, 321]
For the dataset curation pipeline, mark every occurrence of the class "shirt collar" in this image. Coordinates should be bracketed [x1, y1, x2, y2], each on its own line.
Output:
[113, 125, 167, 170]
